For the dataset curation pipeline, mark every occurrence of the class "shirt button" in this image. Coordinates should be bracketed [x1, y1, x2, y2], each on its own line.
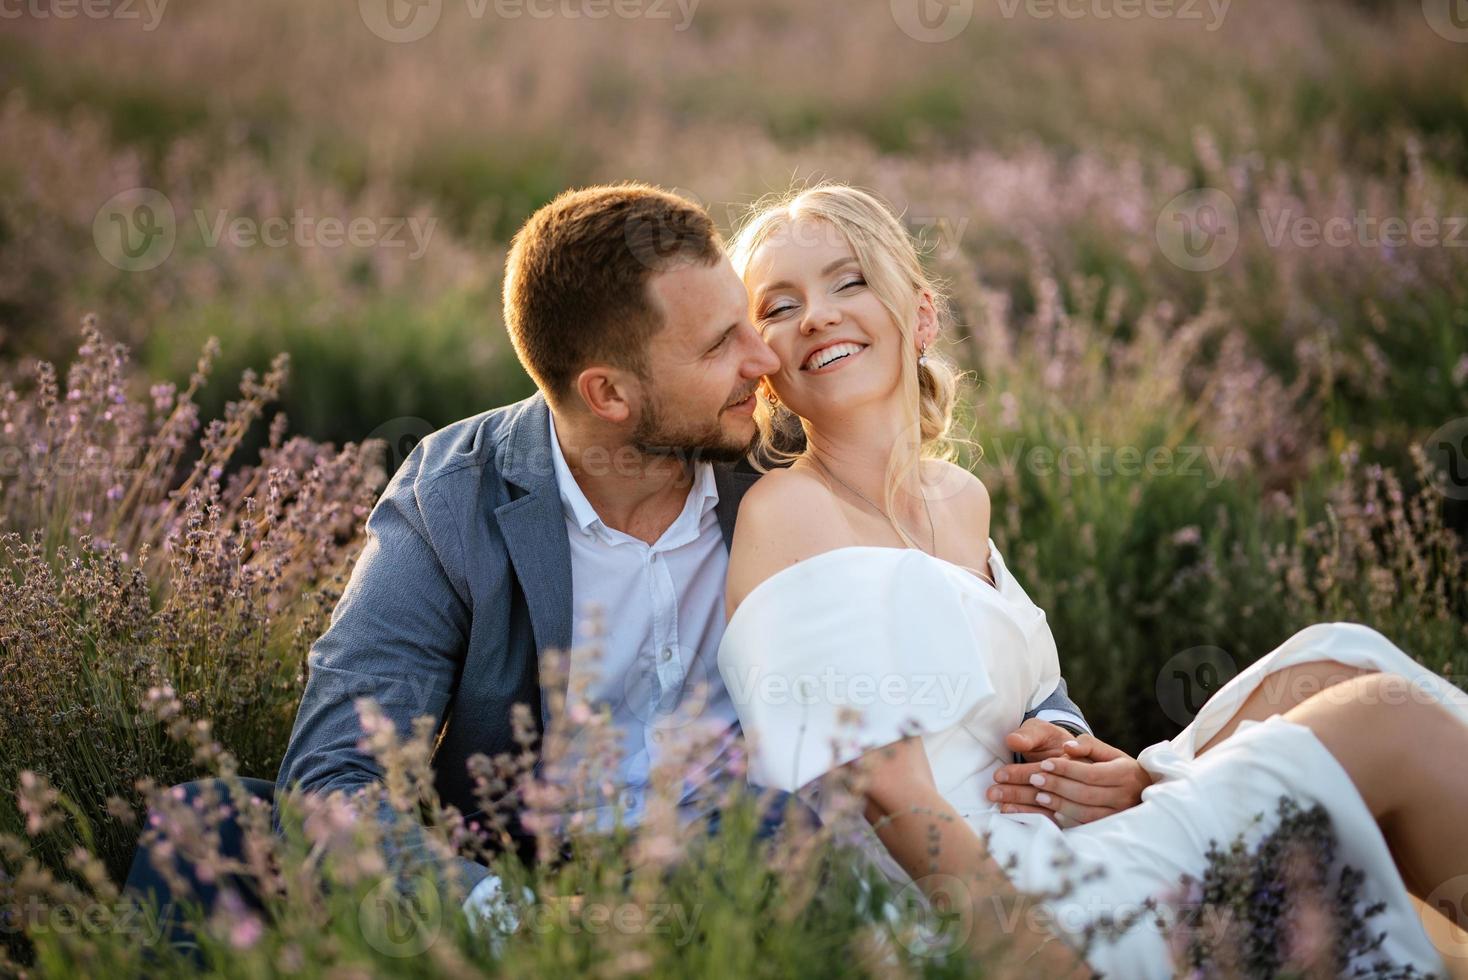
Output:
[660, 647, 674, 662]
[621, 790, 636, 809]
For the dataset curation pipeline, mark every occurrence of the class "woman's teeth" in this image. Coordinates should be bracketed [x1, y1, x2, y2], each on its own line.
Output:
[803, 342, 866, 371]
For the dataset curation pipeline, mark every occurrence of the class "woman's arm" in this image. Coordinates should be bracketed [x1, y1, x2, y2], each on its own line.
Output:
[856, 737, 1093, 977]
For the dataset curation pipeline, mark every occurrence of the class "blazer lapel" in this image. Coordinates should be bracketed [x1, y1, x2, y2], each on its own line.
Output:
[494, 394, 574, 658]
[713, 463, 761, 552]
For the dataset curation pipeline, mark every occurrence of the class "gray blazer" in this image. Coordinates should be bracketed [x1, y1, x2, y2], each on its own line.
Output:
[275, 391, 1088, 893]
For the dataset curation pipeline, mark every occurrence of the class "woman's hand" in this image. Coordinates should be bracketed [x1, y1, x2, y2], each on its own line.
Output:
[989, 735, 1154, 825]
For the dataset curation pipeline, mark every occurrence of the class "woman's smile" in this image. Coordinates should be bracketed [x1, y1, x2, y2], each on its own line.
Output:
[800, 341, 869, 374]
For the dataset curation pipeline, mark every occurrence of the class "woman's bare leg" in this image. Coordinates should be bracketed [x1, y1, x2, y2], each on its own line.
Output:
[1195, 659, 1369, 755]
[1282, 672, 1468, 913]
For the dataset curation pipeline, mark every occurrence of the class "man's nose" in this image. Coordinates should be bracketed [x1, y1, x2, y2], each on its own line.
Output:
[748, 333, 781, 376]
[739, 324, 780, 376]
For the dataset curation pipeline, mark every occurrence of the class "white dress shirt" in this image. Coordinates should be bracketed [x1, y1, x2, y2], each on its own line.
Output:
[545, 409, 741, 829]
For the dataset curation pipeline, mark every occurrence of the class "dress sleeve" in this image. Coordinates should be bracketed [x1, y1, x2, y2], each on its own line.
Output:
[717, 551, 1001, 792]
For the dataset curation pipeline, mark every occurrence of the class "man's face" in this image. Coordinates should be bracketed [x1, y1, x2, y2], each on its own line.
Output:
[632, 257, 780, 463]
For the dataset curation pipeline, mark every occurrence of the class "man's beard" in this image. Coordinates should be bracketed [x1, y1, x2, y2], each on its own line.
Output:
[630, 389, 755, 465]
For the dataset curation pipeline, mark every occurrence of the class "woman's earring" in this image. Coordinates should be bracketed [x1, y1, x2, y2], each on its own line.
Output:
[764, 388, 779, 408]
[917, 342, 929, 368]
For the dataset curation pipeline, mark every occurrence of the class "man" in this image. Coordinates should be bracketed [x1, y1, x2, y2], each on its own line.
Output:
[274, 183, 1124, 925]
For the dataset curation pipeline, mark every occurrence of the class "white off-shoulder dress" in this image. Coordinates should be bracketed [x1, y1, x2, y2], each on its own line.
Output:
[716, 543, 1464, 976]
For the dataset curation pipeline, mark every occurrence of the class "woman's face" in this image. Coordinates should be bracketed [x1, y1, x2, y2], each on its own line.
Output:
[744, 217, 910, 423]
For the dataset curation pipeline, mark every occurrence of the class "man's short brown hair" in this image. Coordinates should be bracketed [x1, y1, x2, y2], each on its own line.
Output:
[502, 183, 724, 405]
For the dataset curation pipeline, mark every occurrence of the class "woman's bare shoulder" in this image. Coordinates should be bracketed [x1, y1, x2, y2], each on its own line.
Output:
[924, 458, 993, 543]
[725, 465, 849, 617]
[925, 458, 991, 511]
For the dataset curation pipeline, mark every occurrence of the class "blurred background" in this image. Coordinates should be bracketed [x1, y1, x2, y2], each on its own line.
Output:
[2, 0, 1466, 752]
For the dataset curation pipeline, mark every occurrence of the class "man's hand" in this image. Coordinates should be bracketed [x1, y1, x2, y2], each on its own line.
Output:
[989, 732, 1153, 825]
[1003, 717, 1081, 763]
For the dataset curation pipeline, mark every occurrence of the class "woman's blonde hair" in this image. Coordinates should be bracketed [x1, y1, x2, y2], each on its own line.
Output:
[727, 183, 967, 550]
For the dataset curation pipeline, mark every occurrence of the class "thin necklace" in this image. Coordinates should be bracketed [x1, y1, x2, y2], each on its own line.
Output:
[807, 453, 937, 556]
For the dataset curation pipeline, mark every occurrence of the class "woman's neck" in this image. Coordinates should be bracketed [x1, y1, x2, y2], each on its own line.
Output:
[801, 404, 926, 515]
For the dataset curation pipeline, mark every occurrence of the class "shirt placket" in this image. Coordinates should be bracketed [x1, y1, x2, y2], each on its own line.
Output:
[647, 547, 684, 732]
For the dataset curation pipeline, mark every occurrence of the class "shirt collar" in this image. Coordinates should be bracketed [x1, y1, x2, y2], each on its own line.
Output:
[546, 408, 720, 538]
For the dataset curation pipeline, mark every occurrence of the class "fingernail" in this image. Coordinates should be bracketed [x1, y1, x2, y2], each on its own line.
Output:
[1040, 760, 1056, 772]
[1065, 740, 1080, 749]
[1036, 792, 1052, 805]
[988, 788, 1001, 802]
[995, 770, 1008, 783]
[1029, 774, 1045, 787]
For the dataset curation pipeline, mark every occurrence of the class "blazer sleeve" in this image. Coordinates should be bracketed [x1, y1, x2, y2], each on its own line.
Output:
[1022, 675, 1091, 734]
[274, 450, 490, 895]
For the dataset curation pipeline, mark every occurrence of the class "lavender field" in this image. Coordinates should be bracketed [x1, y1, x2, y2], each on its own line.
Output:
[1, 0, 1467, 975]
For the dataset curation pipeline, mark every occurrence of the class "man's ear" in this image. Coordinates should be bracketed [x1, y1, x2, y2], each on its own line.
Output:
[575, 365, 638, 425]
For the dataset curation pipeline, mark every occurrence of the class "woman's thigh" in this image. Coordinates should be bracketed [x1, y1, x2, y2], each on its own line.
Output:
[1196, 659, 1369, 755]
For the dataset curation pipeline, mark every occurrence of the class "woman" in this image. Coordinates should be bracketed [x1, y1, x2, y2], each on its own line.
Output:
[716, 184, 1468, 976]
